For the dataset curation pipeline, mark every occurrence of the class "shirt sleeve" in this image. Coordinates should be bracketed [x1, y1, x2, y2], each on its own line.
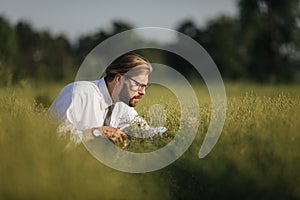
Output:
[48, 83, 73, 120]
[66, 86, 106, 131]
[49, 82, 107, 143]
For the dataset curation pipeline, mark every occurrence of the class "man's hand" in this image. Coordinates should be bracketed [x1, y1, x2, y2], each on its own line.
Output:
[101, 126, 127, 144]
[83, 126, 128, 145]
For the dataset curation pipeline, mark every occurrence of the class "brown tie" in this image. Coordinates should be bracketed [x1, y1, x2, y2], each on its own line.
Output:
[104, 104, 114, 126]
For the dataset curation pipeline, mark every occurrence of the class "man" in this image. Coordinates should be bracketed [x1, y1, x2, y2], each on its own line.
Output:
[48, 53, 153, 144]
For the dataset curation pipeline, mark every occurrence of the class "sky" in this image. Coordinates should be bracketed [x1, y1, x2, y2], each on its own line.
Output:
[0, 0, 238, 43]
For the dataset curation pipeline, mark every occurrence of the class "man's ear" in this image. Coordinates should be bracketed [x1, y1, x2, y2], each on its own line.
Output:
[114, 74, 122, 85]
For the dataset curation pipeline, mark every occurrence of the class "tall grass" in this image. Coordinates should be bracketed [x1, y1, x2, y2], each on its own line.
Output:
[0, 85, 170, 200]
[0, 82, 299, 199]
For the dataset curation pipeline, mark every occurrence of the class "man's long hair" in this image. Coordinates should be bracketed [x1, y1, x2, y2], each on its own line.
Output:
[105, 53, 152, 81]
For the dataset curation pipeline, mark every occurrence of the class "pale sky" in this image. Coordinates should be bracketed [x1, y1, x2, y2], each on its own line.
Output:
[0, 0, 238, 43]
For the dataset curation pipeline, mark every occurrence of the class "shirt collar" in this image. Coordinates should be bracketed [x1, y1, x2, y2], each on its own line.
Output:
[98, 77, 113, 109]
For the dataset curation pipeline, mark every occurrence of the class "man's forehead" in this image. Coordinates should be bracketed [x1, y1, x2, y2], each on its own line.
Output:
[132, 73, 149, 82]
[125, 64, 151, 76]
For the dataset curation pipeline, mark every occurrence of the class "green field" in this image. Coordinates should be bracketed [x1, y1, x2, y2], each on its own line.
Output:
[0, 82, 299, 199]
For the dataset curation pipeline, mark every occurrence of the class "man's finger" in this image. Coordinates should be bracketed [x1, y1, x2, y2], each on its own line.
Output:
[118, 134, 124, 144]
[110, 136, 117, 143]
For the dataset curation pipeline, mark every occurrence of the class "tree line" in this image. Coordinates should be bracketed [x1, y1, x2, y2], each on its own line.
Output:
[0, 0, 299, 85]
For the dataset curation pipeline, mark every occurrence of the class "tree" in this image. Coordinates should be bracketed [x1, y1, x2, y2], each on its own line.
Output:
[201, 16, 245, 80]
[0, 16, 19, 85]
[238, 0, 300, 83]
[14, 20, 76, 82]
[73, 21, 133, 66]
[15, 21, 40, 79]
[176, 18, 245, 80]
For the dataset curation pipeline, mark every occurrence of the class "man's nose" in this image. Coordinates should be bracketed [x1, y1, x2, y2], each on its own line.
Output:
[138, 87, 146, 95]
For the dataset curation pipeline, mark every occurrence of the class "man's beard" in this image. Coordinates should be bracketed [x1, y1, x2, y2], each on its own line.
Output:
[128, 95, 142, 107]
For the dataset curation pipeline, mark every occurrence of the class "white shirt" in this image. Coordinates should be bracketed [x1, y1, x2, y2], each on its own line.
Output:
[48, 78, 139, 142]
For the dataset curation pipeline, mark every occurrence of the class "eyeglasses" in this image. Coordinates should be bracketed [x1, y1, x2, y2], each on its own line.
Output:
[124, 75, 149, 91]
